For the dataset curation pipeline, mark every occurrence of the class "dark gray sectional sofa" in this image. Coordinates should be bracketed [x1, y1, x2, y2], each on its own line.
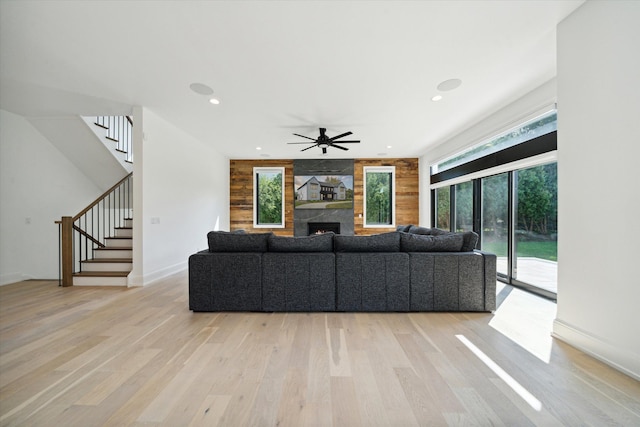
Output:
[189, 226, 496, 313]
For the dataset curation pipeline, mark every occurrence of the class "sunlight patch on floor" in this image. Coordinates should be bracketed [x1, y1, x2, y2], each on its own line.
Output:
[456, 334, 543, 411]
[489, 282, 556, 363]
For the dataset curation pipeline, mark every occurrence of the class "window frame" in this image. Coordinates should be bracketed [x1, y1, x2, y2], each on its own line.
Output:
[253, 167, 285, 228]
[363, 166, 396, 228]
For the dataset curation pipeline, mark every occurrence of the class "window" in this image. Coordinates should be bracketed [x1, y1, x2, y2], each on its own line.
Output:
[430, 110, 558, 299]
[253, 167, 285, 228]
[363, 166, 395, 227]
[454, 181, 473, 232]
[435, 186, 451, 230]
[433, 109, 557, 174]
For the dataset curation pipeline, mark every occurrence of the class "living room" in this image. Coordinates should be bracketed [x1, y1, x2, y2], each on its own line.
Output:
[1, 1, 638, 424]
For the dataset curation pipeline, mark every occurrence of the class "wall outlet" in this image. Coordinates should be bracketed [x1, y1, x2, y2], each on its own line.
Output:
[150, 217, 160, 224]
[25, 217, 31, 224]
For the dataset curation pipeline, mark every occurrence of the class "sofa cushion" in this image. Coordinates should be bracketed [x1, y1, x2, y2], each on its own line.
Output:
[407, 225, 450, 236]
[399, 231, 464, 252]
[207, 231, 271, 252]
[268, 233, 334, 252]
[460, 231, 479, 251]
[334, 232, 400, 252]
[396, 224, 412, 232]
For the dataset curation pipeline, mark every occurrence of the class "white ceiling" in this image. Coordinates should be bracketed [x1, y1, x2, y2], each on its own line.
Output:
[0, 1, 583, 160]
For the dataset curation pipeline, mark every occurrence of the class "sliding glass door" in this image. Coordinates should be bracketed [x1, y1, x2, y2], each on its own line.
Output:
[433, 163, 557, 299]
[513, 164, 557, 295]
[481, 173, 509, 277]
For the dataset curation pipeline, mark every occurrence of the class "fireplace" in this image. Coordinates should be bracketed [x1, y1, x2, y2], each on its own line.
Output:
[308, 222, 341, 235]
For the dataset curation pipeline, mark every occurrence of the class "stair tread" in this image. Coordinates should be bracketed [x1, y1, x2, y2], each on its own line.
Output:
[82, 258, 132, 263]
[95, 247, 133, 251]
[74, 271, 130, 277]
[114, 227, 133, 230]
[106, 236, 131, 239]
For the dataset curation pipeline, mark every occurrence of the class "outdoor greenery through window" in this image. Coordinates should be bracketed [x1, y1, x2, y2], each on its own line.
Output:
[364, 166, 395, 227]
[253, 167, 285, 228]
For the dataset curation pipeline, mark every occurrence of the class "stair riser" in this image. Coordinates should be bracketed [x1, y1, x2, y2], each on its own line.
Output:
[114, 229, 133, 238]
[94, 249, 132, 259]
[123, 219, 133, 228]
[73, 276, 128, 286]
[82, 263, 132, 272]
[105, 238, 132, 248]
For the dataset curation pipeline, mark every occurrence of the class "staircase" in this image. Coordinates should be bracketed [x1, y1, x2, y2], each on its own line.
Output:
[73, 218, 133, 286]
[56, 116, 134, 287]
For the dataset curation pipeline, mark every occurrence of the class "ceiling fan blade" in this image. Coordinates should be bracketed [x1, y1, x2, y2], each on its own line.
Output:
[329, 131, 352, 141]
[330, 140, 360, 143]
[331, 144, 349, 151]
[287, 142, 315, 144]
[301, 145, 317, 152]
[293, 133, 318, 141]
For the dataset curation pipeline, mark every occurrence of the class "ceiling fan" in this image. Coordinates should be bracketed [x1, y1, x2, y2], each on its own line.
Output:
[288, 128, 360, 154]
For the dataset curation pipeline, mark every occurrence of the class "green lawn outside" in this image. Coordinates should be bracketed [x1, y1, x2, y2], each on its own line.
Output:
[482, 240, 557, 262]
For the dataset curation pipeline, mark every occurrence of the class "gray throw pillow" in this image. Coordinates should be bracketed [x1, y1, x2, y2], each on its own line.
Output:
[460, 231, 479, 251]
[408, 225, 450, 236]
[268, 233, 334, 252]
[207, 231, 271, 252]
[399, 232, 464, 252]
[334, 232, 400, 252]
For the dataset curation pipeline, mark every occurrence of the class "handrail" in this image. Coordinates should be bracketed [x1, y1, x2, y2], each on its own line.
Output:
[74, 172, 132, 220]
[73, 224, 106, 248]
[57, 173, 133, 286]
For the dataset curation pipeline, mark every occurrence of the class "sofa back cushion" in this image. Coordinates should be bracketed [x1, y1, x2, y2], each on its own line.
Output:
[334, 232, 400, 252]
[207, 231, 272, 252]
[268, 233, 334, 252]
[399, 232, 464, 252]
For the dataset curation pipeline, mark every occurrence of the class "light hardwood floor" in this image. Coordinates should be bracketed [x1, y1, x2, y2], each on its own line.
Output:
[1, 273, 638, 426]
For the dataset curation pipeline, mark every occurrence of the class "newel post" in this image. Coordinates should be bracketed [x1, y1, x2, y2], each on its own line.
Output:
[60, 216, 73, 287]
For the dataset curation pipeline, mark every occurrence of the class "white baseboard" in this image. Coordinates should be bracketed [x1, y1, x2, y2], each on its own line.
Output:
[127, 261, 187, 287]
[552, 319, 640, 381]
[0, 272, 33, 286]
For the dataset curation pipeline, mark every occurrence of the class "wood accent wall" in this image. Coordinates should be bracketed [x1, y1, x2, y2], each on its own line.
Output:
[229, 158, 419, 236]
[230, 159, 295, 235]
[354, 158, 419, 235]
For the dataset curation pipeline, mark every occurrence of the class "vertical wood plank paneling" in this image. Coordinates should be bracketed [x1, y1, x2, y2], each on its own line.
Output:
[229, 159, 294, 236]
[229, 158, 419, 236]
[354, 158, 419, 235]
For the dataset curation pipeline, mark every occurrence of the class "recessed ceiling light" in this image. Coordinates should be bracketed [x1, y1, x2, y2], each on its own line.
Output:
[260, 153, 271, 158]
[386, 145, 392, 149]
[189, 82, 214, 95]
[437, 78, 462, 92]
[377, 152, 388, 156]
[256, 146, 262, 150]
[432, 95, 443, 102]
[209, 98, 220, 105]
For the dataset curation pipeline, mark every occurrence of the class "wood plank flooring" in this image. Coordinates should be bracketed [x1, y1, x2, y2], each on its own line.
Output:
[1, 273, 639, 426]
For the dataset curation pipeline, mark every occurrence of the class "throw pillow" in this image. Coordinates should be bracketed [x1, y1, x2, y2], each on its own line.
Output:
[408, 225, 450, 236]
[207, 231, 272, 252]
[399, 232, 464, 252]
[460, 231, 479, 251]
[268, 233, 334, 252]
[334, 232, 400, 252]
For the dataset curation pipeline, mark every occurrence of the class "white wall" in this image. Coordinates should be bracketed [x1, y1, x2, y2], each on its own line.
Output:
[0, 109, 101, 284]
[554, 1, 640, 379]
[128, 108, 229, 286]
[419, 79, 557, 226]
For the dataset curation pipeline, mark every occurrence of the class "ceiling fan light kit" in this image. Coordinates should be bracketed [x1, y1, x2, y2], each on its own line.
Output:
[288, 128, 360, 154]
